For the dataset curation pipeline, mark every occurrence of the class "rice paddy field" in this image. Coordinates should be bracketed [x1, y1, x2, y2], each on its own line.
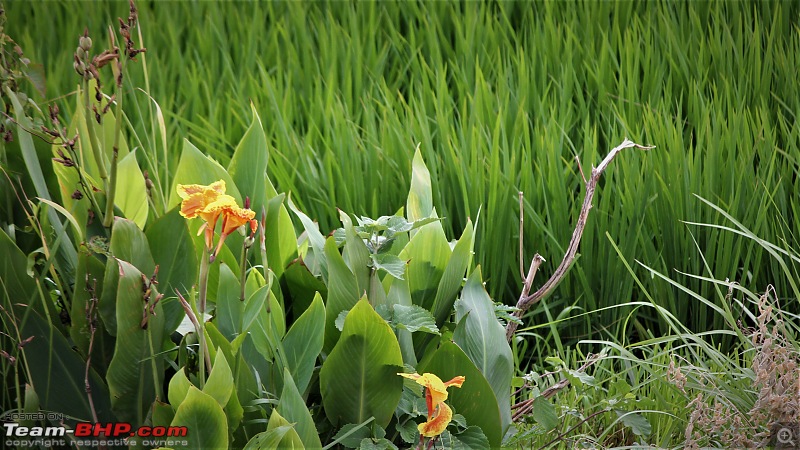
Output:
[3, 1, 800, 448]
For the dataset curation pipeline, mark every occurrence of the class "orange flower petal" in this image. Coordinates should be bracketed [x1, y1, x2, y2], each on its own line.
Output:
[220, 204, 256, 237]
[210, 204, 256, 260]
[443, 376, 466, 389]
[178, 181, 227, 220]
[418, 402, 453, 438]
[198, 195, 238, 227]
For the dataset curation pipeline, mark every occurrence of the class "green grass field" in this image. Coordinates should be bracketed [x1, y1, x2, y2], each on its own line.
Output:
[3, 1, 800, 447]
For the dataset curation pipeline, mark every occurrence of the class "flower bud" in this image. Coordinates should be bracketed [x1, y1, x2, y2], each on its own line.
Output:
[80, 35, 92, 51]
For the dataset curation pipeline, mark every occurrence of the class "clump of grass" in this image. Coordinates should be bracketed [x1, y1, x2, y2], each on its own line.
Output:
[682, 286, 800, 449]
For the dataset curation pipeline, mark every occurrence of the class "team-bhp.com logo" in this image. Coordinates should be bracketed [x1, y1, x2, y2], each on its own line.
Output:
[3, 418, 188, 448]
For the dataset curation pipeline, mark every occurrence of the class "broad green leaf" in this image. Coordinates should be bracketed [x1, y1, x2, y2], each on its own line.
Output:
[50, 142, 94, 241]
[450, 426, 490, 449]
[278, 368, 322, 449]
[204, 321, 232, 360]
[146, 207, 197, 298]
[330, 422, 373, 448]
[266, 410, 305, 449]
[323, 236, 360, 353]
[453, 267, 513, 433]
[109, 217, 156, 274]
[419, 341, 502, 447]
[168, 368, 192, 409]
[359, 438, 399, 450]
[431, 219, 474, 325]
[228, 104, 268, 223]
[283, 260, 327, 322]
[399, 221, 451, 311]
[393, 304, 439, 334]
[241, 274, 267, 334]
[215, 263, 243, 340]
[320, 298, 404, 428]
[5, 87, 77, 275]
[566, 369, 597, 387]
[151, 400, 175, 429]
[288, 196, 328, 280]
[396, 420, 418, 444]
[168, 139, 242, 209]
[248, 286, 286, 363]
[17, 308, 114, 422]
[36, 198, 83, 243]
[282, 293, 325, 393]
[371, 253, 407, 280]
[335, 309, 349, 331]
[406, 146, 433, 223]
[532, 396, 558, 431]
[616, 410, 652, 437]
[386, 277, 416, 366]
[99, 218, 156, 335]
[204, 350, 234, 408]
[69, 252, 113, 376]
[262, 192, 297, 279]
[115, 150, 148, 228]
[170, 386, 228, 449]
[339, 210, 371, 293]
[243, 425, 300, 450]
[106, 260, 166, 426]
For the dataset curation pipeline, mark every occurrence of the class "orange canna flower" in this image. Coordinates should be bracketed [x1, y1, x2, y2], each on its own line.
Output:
[212, 202, 256, 261]
[177, 180, 255, 259]
[398, 372, 465, 437]
[177, 180, 226, 219]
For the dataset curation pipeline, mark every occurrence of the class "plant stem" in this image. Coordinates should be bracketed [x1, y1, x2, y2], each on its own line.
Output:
[239, 241, 248, 301]
[102, 57, 126, 228]
[198, 246, 211, 314]
[84, 293, 99, 423]
[146, 308, 161, 401]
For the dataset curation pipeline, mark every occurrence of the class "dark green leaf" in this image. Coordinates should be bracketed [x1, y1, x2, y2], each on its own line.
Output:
[453, 267, 513, 433]
[278, 367, 322, 449]
[320, 298, 404, 428]
[615, 410, 652, 437]
[146, 207, 197, 298]
[282, 292, 325, 393]
[323, 236, 360, 353]
[533, 396, 558, 431]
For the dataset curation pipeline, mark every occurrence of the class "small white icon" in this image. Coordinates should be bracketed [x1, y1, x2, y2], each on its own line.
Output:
[777, 427, 795, 447]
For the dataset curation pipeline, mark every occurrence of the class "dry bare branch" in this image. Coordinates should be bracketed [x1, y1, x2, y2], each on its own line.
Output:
[506, 138, 654, 340]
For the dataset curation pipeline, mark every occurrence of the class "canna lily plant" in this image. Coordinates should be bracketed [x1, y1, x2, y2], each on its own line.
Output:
[177, 180, 256, 316]
[399, 372, 465, 444]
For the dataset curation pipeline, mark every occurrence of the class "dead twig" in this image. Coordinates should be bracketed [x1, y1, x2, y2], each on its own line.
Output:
[506, 138, 654, 340]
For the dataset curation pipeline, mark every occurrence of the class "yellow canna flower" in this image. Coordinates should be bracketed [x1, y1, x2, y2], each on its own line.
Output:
[398, 372, 465, 437]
